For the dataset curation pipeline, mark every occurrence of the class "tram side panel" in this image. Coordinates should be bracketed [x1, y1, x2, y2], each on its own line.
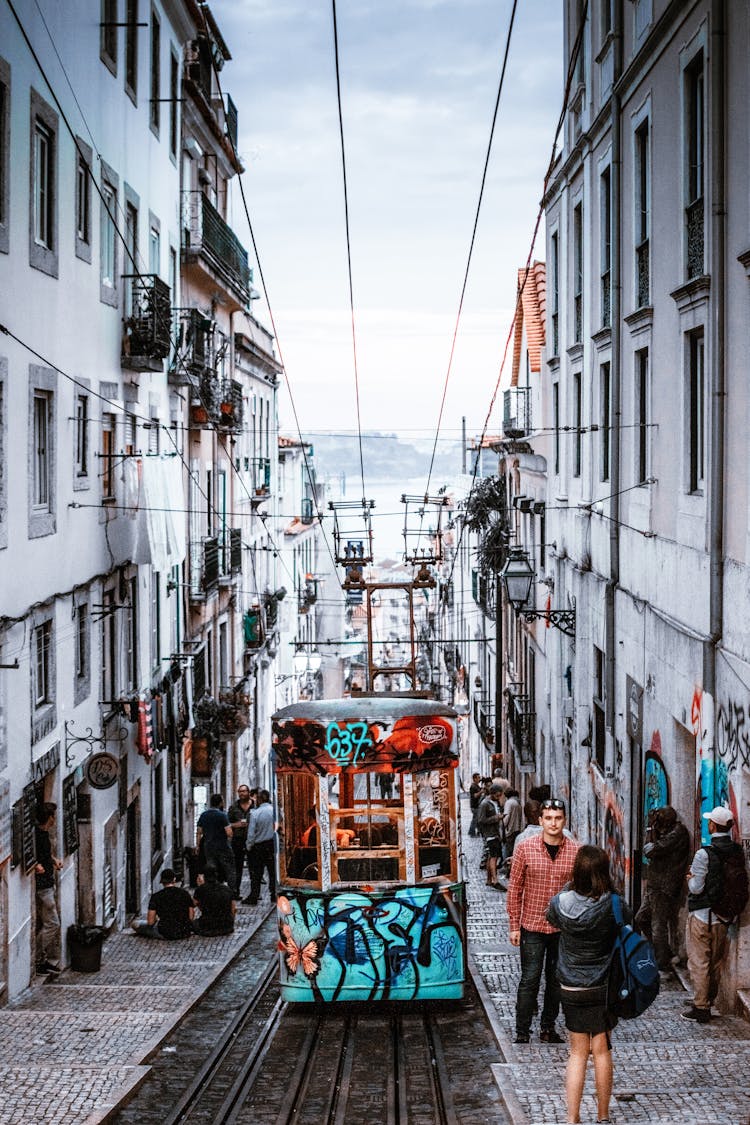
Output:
[272, 705, 466, 1002]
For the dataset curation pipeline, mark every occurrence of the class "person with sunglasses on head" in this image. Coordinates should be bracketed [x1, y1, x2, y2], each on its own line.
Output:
[507, 797, 580, 1045]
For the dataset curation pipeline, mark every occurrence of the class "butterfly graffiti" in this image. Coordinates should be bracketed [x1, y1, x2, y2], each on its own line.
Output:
[278, 922, 327, 979]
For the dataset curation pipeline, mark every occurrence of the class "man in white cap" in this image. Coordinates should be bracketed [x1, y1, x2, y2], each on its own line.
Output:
[682, 806, 748, 1022]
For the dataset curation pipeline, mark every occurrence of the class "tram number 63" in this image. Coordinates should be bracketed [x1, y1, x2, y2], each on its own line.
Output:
[325, 721, 372, 764]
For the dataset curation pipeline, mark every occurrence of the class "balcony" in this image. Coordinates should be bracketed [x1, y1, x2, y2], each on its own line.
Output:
[170, 308, 216, 386]
[217, 380, 244, 432]
[473, 695, 495, 748]
[121, 274, 171, 371]
[182, 191, 251, 306]
[250, 457, 271, 501]
[190, 534, 220, 599]
[636, 239, 650, 309]
[505, 683, 536, 769]
[503, 386, 531, 439]
[686, 198, 704, 280]
[298, 577, 318, 615]
[219, 527, 243, 582]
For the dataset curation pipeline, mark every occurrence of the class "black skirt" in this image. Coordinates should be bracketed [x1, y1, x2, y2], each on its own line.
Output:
[559, 982, 616, 1036]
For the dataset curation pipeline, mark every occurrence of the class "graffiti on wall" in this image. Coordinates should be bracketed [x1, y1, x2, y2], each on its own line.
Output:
[644, 739, 669, 817]
[589, 766, 627, 893]
[276, 884, 465, 1002]
[716, 697, 750, 773]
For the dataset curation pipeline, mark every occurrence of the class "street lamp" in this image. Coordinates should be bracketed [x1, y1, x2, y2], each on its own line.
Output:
[500, 546, 575, 638]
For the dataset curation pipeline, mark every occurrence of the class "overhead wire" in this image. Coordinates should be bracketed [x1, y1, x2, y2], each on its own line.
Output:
[330, 0, 367, 508]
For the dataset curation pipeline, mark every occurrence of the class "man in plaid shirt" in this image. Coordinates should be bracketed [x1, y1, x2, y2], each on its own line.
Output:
[507, 798, 579, 1043]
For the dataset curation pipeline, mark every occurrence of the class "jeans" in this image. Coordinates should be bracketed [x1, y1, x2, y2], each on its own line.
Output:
[231, 837, 249, 896]
[36, 886, 61, 965]
[635, 885, 681, 969]
[204, 845, 236, 891]
[516, 929, 561, 1034]
[468, 807, 479, 836]
[247, 839, 276, 903]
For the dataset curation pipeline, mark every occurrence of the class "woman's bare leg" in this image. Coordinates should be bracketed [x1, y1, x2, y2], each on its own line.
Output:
[591, 1031, 613, 1122]
[565, 1030, 591, 1123]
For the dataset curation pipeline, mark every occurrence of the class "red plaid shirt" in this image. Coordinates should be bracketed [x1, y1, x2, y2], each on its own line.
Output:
[507, 833, 580, 934]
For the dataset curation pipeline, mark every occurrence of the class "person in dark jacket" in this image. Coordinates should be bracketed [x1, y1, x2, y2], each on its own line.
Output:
[546, 845, 629, 1125]
[193, 865, 236, 936]
[635, 805, 690, 971]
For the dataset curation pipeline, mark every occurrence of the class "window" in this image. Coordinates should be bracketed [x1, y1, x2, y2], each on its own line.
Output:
[75, 143, 92, 261]
[553, 381, 560, 476]
[126, 576, 138, 691]
[150, 9, 161, 133]
[101, 588, 117, 701]
[28, 366, 56, 538]
[600, 362, 610, 482]
[635, 348, 649, 484]
[593, 645, 605, 771]
[600, 167, 611, 328]
[0, 57, 10, 254]
[75, 394, 88, 477]
[688, 329, 705, 493]
[169, 49, 178, 158]
[101, 413, 116, 501]
[101, 0, 118, 73]
[635, 119, 650, 307]
[149, 223, 160, 274]
[125, 0, 138, 99]
[550, 230, 559, 355]
[33, 392, 51, 509]
[100, 174, 118, 302]
[148, 416, 159, 454]
[29, 90, 58, 275]
[685, 52, 704, 279]
[33, 620, 53, 707]
[573, 372, 582, 477]
[150, 570, 160, 670]
[573, 202, 583, 342]
[74, 601, 90, 705]
[124, 412, 137, 455]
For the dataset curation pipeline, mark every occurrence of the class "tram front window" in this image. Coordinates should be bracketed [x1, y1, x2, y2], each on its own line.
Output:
[331, 770, 403, 883]
[414, 768, 455, 882]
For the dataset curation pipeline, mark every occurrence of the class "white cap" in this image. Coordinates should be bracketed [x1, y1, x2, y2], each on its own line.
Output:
[702, 806, 733, 827]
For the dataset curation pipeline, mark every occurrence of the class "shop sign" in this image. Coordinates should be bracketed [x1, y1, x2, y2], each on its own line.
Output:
[31, 741, 60, 784]
[87, 752, 120, 790]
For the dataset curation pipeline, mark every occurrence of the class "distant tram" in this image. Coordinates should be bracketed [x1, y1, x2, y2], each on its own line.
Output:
[271, 697, 466, 1003]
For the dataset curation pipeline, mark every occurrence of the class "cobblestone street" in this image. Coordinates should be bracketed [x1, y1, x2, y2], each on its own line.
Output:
[0, 823, 748, 1123]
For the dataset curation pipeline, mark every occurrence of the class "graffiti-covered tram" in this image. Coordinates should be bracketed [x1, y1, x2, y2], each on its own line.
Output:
[272, 697, 466, 1003]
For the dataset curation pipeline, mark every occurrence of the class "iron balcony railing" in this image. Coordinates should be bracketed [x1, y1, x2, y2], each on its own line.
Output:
[636, 238, 650, 308]
[505, 683, 536, 768]
[473, 695, 495, 748]
[217, 380, 244, 431]
[182, 192, 251, 303]
[686, 198, 704, 279]
[503, 386, 531, 439]
[121, 274, 171, 370]
[190, 535, 220, 598]
[251, 457, 271, 497]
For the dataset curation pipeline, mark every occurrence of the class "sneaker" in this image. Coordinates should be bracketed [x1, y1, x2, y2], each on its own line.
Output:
[513, 1031, 530, 1043]
[539, 1027, 565, 1044]
[242, 896, 258, 906]
[681, 1006, 711, 1023]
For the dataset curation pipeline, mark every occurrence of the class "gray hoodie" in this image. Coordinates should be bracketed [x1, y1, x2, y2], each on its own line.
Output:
[546, 888, 623, 987]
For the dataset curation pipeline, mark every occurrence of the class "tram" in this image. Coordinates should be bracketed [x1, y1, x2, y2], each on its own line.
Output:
[271, 696, 466, 1003]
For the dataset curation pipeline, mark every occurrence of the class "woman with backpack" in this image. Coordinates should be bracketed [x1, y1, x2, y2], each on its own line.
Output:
[546, 845, 630, 1125]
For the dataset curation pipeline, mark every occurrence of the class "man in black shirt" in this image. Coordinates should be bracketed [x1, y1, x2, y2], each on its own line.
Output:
[193, 866, 235, 936]
[196, 794, 236, 890]
[34, 802, 63, 974]
[131, 869, 194, 940]
[227, 784, 253, 898]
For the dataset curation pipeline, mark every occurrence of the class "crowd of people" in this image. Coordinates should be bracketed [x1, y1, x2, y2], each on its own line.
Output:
[129, 784, 277, 941]
[468, 776, 747, 1125]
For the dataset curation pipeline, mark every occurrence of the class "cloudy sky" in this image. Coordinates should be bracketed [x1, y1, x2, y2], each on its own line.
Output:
[212, 0, 563, 445]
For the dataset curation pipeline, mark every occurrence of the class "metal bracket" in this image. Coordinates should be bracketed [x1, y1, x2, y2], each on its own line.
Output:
[64, 719, 128, 769]
[520, 608, 576, 638]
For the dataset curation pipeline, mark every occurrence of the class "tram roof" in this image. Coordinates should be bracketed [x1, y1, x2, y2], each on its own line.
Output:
[272, 696, 458, 724]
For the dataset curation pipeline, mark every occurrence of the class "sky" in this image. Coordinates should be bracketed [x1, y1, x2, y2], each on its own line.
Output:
[211, 0, 563, 445]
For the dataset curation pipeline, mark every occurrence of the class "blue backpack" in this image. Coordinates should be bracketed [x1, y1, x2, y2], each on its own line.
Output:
[607, 894, 660, 1019]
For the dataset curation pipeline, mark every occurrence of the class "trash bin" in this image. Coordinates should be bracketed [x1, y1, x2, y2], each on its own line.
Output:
[67, 925, 106, 973]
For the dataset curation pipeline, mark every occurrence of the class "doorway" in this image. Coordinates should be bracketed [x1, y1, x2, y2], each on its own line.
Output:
[125, 797, 140, 916]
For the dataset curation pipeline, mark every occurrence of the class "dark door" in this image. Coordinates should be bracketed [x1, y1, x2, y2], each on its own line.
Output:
[126, 798, 139, 916]
[629, 737, 644, 913]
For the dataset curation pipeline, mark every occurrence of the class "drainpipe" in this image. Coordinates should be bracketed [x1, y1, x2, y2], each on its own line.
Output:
[606, 4, 623, 753]
[705, 0, 726, 794]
